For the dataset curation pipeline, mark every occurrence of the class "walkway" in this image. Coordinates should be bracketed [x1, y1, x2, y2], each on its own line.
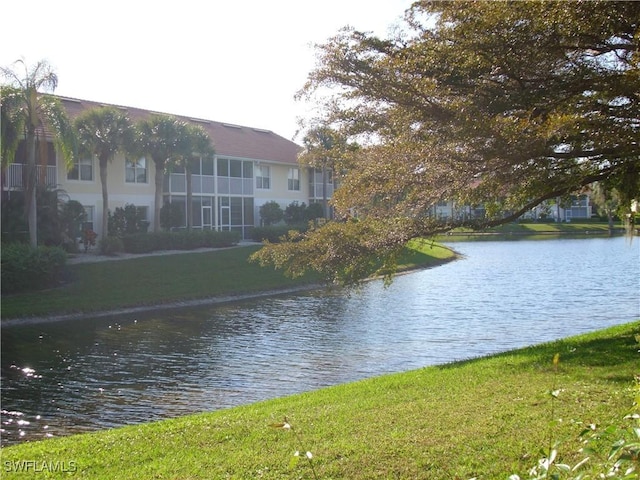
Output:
[66, 241, 261, 265]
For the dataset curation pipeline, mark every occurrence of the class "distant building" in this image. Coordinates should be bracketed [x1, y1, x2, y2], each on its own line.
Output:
[431, 195, 592, 223]
[522, 195, 593, 222]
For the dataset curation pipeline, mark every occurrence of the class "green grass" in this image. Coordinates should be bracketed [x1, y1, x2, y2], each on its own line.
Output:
[437, 221, 625, 242]
[2, 321, 638, 479]
[1, 242, 456, 319]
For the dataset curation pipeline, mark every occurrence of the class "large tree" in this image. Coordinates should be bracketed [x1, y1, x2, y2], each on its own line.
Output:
[135, 115, 188, 232]
[253, 1, 640, 284]
[173, 123, 215, 230]
[1, 60, 75, 247]
[74, 106, 134, 240]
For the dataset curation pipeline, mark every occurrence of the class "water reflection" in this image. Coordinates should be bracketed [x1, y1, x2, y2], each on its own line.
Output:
[2, 237, 638, 446]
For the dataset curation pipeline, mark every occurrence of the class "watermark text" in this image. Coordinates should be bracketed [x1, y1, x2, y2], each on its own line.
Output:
[4, 460, 77, 473]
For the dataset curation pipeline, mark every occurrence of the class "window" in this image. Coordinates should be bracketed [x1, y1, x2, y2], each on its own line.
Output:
[83, 206, 94, 231]
[68, 157, 93, 181]
[125, 157, 147, 183]
[230, 159, 242, 178]
[256, 165, 270, 189]
[189, 157, 201, 175]
[202, 158, 214, 176]
[243, 161, 253, 178]
[217, 158, 253, 178]
[136, 206, 149, 222]
[217, 158, 229, 176]
[313, 167, 333, 184]
[288, 168, 300, 191]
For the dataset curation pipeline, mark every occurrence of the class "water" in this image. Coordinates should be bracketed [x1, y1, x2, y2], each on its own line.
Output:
[1, 237, 638, 446]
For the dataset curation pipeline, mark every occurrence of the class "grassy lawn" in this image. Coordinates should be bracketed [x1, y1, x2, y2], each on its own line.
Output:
[437, 221, 627, 242]
[1, 241, 456, 320]
[2, 321, 638, 479]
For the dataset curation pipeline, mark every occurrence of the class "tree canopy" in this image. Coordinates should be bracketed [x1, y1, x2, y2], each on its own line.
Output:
[1, 60, 75, 246]
[252, 0, 640, 284]
[135, 115, 214, 232]
[74, 106, 134, 239]
[135, 115, 188, 232]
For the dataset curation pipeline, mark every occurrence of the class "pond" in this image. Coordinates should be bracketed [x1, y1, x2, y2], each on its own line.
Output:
[1, 236, 638, 446]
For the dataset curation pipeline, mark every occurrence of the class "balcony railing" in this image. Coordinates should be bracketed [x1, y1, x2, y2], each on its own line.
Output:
[3, 164, 57, 189]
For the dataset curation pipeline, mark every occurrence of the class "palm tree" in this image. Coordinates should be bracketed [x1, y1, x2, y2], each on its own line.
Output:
[135, 115, 187, 232]
[174, 123, 215, 230]
[74, 106, 134, 240]
[1, 86, 22, 170]
[1, 59, 75, 247]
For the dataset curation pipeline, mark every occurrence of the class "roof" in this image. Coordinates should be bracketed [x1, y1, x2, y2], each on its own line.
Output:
[57, 95, 302, 164]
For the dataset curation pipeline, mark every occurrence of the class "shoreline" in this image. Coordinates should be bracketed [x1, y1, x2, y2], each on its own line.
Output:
[1, 254, 458, 327]
[0, 284, 323, 327]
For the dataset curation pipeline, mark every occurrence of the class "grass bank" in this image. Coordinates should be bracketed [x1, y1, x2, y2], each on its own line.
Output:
[1, 241, 455, 320]
[438, 221, 626, 241]
[2, 321, 638, 479]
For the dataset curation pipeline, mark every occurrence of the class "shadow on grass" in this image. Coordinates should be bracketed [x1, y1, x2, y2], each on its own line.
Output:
[437, 322, 640, 383]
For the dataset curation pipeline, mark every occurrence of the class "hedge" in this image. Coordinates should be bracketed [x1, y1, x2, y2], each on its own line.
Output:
[120, 230, 241, 254]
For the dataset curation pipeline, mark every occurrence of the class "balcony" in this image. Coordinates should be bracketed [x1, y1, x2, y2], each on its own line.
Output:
[2, 164, 58, 190]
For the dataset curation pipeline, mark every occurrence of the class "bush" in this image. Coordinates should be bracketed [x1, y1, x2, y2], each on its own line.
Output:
[108, 204, 149, 237]
[1, 188, 74, 247]
[281, 201, 325, 227]
[259, 201, 284, 226]
[100, 236, 124, 255]
[160, 201, 184, 231]
[120, 230, 240, 253]
[251, 225, 306, 243]
[60, 200, 86, 250]
[284, 202, 307, 225]
[1, 243, 67, 294]
[121, 233, 158, 253]
[304, 202, 325, 222]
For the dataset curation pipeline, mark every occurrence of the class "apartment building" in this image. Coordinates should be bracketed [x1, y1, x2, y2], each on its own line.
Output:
[2, 96, 334, 239]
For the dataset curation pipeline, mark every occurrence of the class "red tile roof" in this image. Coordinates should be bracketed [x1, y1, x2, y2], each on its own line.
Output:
[57, 95, 302, 164]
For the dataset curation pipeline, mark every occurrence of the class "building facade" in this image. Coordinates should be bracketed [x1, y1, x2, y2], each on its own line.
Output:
[2, 96, 325, 240]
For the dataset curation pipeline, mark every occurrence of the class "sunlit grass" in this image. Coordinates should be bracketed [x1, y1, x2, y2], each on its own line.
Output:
[2, 321, 638, 479]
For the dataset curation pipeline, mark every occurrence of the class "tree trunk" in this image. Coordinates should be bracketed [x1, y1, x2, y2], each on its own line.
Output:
[607, 210, 614, 235]
[322, 159, 328, 219]
[26, 131, 38, 247]
[154, 160, 165, 232]
[100, 156, 109, 239]
[186, 165, 192, 230]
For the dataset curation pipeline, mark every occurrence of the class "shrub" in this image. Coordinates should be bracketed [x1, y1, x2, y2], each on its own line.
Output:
[203, 230, 240, 247]
[1, 243, 67, 294]
[100, 236, 124, 255]
[108, 204, 149, 237]
[120, 230, 240, 253]
[160, 201, 184, 231]
[1, 188, 74, 247]
[259, 201, 284, 226]
[251, 225, 306, 243]
[284, 201, 307, 225]
[121, 233, 157, 253]
[304, 202, 324, 222]
[60, 200, 87, 250]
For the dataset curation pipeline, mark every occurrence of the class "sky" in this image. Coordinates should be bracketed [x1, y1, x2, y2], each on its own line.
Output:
[1, 0, 414, 142]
